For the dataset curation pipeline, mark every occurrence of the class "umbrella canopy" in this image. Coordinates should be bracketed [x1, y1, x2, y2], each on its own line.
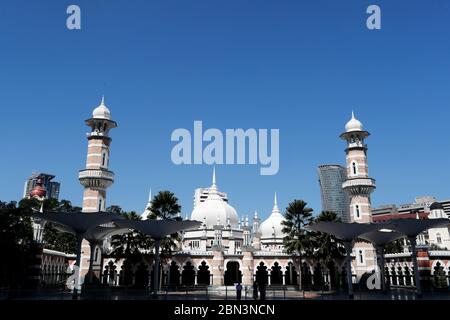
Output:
[115, 219, 202, 239]
[31, 212, 125, 236]
[387, 218, 450, 237]
[307, 221, 384, 242]
[83, 224, 131, 242]
[358, 230, 405, 246]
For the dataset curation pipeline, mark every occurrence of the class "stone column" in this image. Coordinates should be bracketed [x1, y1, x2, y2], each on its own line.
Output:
[212, 247, 224, 286]
[241, 248, 254, 286]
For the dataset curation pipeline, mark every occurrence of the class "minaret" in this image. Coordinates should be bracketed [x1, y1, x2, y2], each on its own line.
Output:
[252, 210, 261, 250]
[79, 96, 117, 212]
[340, 111, 376, 279]
[340, 111, 376, 223]
[78, 97, 117, 286]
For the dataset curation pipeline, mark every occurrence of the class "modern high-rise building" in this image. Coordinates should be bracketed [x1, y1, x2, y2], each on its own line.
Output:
[317, 164, 349, 222]
[23, 173, 60, 200]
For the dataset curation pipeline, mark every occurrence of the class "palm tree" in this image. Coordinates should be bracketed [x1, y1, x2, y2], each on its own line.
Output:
[147, 191, 182, 254]
[109, 210, 152, 263]
[147, 191, 181, 220]
[281, 199, 314, 290]
[312, 211, 345, 265]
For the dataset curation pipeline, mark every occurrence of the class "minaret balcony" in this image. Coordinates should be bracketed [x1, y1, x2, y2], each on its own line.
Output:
[342, 177, 376, 195]
[78, 169, 114, 189]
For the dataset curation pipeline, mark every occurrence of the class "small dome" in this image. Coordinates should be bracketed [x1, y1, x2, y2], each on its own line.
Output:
[345, 111, 363, 132]
[430, 202, 444, 211]
[259, 193, 285, 240]
[92, 96, 111, 120]
[190, 168, 239, 228]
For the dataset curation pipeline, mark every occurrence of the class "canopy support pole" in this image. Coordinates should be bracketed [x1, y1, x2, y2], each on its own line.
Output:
[73, 234, 83, 300]
[153, 239, 161, 298]
[409, 236, 422, 298]
[376, 245, 386, 293]
[344, 241, 354, 299]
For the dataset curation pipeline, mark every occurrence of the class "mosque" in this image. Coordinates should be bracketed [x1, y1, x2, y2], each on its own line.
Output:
[77, 99, 365, 288]
[71, 97, 385, 288]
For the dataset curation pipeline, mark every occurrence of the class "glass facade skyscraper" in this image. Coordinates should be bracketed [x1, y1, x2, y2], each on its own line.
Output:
[317, 165, 349, 222]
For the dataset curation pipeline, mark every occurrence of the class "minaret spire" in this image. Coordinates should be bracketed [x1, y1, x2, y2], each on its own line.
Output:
[210, 166, 218, 193]
[351, 110, 355, 119]
[272, 192, 281, 215]
[101, 95, 105, 105]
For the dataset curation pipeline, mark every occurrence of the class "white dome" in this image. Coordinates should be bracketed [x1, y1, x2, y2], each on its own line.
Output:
[92, 96, 111, 120]
[191, 193, 239, 228]
[259, 193, 285, 240]
[190, 168, 239, 228]
[345, 111, 363, 132]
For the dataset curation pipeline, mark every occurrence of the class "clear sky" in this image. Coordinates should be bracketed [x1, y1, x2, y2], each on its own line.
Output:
[1, 0, 450, 221]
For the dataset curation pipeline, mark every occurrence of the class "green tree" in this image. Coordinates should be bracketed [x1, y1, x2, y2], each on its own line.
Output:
[384, 238, 407, 254]
[109, 208, 152, 263]
[281, 199, 314, 289]
[0, 200, 33, 287]
[147, 191, 182, 254]
[43, 199, 79, 254]
[311, 211, 345, 265]
[18, 198, 80, 254]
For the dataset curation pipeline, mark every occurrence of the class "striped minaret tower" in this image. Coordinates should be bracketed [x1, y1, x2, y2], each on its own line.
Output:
[78, 97, 117, 286]
[79, 96, 117, 212]
[340, 112, 377, 280]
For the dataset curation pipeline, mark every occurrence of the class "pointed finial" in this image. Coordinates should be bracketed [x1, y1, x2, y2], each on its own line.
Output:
[212, 166, 216, 186]
[101, 95, 105, 106]
[148, 188, 152, 202]
[272, 192, 280, 214]
[351, 110, 355, 119]
[254, 210, 258, 219]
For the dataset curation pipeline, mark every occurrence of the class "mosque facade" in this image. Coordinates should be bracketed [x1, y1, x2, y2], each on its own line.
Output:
[73, 98, 450, 289]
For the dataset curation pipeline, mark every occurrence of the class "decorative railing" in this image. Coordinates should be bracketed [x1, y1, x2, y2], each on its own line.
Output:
[342, 178, 376, 189]
[78, 169, 115, 180]
[429, 250, 450, 257]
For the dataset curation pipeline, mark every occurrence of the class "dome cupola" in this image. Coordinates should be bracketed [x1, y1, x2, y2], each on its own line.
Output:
[191, 168, 239, 228]
[345, 111, 363, 132]
[259, 192, 285, 240]
[92, 96, 111, 120]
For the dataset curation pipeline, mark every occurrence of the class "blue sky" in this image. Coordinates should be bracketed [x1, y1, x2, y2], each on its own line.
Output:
[1, 0, 450, 221]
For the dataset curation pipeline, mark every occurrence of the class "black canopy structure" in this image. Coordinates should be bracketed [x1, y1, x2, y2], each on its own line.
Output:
[115, 219, 202, 296]
[32, 212, 125, 297]
[82, 225, 131, 284]
[385, 218, 450, 297]
[308, 221, 385, 298]
[358, 230, 405, 292]
[308, 219, 450, 298]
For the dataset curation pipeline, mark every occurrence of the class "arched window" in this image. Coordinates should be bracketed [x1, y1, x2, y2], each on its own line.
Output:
[437, 233, 442, 244]
[102, 153, 106, 166]
[359, 250, 364, 264]
[355, 205, 360, 218]
[95, 247, 99, 262]
[352, 162, 357, 175]
[98, 199, 103, 212]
